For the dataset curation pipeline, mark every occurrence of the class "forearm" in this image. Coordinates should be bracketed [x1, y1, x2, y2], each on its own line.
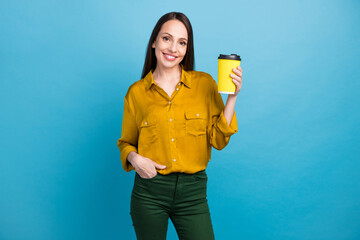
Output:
[223, 94, 237, 125]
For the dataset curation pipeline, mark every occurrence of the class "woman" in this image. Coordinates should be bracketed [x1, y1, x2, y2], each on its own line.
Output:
[117, 12, 243, 240]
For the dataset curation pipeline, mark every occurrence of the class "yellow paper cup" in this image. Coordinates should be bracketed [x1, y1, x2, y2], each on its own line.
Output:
[218, 54, 241, 94]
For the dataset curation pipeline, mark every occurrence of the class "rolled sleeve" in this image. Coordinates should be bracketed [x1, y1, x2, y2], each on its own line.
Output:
[209, 78, 238, 150]
[117, 97, 138, 172]
[118, 144, 137, 172]
[215, 110, 238, 137]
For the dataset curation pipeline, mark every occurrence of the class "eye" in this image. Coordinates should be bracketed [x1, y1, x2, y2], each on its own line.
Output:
[180, 41, 187, 46]
[163, 36, 170, 41]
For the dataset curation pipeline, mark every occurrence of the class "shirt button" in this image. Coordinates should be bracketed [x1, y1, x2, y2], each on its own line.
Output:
[178, 83, 181, 86]
[145, 122, 148, 125]
[169, 101, 171, 104]
[173, 159, 176, 162]
[171, 138, 174, 142]
[176, 88, 179, 91]
[170, 118, 173, 122]
[196, 113, 199, 117]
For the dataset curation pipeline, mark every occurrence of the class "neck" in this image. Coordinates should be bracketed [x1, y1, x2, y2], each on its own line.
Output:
[153, 64, 182, 83]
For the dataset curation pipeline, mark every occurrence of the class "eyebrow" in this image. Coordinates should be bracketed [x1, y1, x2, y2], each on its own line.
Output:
[162, 32, 188, 41]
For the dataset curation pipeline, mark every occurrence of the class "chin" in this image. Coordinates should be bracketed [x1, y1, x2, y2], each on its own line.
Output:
[165, 62, 181, 68]
[160, 60, 182, 69]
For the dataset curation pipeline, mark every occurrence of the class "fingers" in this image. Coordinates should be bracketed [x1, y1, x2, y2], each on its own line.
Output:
[230, 66, 243, 95]
[153, 161, 167, 169]
[137, 168, 158, 179]
[232, 78, 242, 89]
[137, 167, 157, 179]
[138, 163, 165, 179]
[134, 156, 163, 179]
[230, 66, 243, 93]
[230, 73, 242, 82]
[232, 67, 242, 77]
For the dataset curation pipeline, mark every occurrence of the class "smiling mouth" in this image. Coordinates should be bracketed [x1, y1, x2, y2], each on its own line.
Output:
[163, 52, 177, 61]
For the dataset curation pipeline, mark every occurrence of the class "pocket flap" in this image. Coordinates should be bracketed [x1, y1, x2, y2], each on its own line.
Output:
[185, 111, 205, 120]
[140, 118, 157, 127]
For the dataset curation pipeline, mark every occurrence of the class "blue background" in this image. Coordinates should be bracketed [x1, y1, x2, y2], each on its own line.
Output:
[1, 0, 359, 239]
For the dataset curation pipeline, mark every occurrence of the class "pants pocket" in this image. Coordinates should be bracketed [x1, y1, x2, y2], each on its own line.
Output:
[192, 170, 208, 182]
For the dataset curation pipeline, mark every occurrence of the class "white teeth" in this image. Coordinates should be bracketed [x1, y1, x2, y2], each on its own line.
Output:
[164, 53, 175, 59]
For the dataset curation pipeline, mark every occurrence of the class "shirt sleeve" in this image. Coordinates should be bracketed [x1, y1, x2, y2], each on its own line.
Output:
[117, 97, 138, 172]
[209, 79, 238, 150]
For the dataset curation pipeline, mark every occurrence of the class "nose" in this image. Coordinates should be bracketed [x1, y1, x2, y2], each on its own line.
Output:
[169, 41, 177, 53]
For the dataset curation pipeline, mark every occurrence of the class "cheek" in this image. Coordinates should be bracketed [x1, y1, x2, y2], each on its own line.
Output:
[180, 48, 187, 58]
[157, 41, 168, 50]
[154, 43, 163, 57]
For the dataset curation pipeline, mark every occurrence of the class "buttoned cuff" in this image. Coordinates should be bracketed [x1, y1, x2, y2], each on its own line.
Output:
[216, 111, 238, 137]
[120, 145, 137, 172]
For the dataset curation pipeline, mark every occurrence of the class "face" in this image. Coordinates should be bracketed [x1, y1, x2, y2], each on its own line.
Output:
[152, 20, 188, 70]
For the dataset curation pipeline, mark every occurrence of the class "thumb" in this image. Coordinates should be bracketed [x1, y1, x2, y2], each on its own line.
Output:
[153, 161, 166, 169]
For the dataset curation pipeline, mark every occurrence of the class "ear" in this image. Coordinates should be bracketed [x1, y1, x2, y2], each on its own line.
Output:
[152, 41, 156, 48]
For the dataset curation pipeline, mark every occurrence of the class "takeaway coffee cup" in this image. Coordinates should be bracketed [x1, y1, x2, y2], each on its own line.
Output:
[218, 54, 241, 94]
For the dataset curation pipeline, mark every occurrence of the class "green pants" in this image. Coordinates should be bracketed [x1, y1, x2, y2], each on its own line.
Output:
[130, 170, 215, 240]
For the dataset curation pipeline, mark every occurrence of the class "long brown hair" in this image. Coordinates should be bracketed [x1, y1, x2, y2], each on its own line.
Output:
[141, 12, 195, 79]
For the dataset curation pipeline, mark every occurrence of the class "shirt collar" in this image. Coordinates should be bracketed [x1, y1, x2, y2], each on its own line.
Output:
[143, 66, 192, 90]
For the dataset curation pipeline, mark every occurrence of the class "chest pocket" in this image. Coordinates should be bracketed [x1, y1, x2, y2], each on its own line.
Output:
[185, 111, 207, 136]
[139, 117, 158, 144]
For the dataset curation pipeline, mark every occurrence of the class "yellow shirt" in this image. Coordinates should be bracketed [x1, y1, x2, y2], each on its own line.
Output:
[117, 68, 238, 174]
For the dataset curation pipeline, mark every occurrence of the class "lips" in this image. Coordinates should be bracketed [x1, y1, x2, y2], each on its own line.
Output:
[163, 52, 177, 61]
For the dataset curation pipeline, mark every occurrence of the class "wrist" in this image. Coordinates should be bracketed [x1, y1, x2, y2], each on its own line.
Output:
[227, 93, 238, 100]
[226, 94, 237, 106]
[127, 151, 138, 166]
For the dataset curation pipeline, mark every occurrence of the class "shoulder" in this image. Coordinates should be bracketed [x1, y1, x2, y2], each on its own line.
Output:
[188, 70, 213, 80]
[123, 78, 148, 105]
[187, 70, 217, 90]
